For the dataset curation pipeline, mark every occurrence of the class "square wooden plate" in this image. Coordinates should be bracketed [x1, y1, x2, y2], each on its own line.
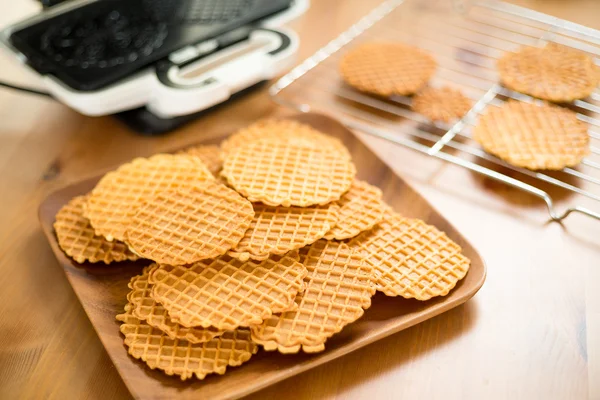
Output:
[38, 113, 486, 400]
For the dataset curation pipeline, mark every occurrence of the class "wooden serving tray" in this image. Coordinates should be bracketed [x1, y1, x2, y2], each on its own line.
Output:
[38, 113, 486, 400]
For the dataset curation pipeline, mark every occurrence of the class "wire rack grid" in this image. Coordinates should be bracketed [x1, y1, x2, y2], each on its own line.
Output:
[270, 0, 600, 222]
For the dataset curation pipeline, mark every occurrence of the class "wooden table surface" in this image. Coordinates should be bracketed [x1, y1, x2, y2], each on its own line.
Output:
[0, 1, 598, 399]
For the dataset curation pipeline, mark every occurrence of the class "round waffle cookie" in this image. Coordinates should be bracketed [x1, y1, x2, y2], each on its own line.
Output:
[220, 119, 351, 160]
[324, 180, 384, 241]
[339, 42, 437, 96]
[149, 252, 307, 330]
[228, 203, 340, 261]
[472, 100, 590, 170]
[251, 240, 375, 353]
[222, 138, 356, 207]
[176, 144, 223, 175]
[125, 181, 254, 265]
[54, 195, 139, 264]
[127, 266, 224, 343]
[117, 305, 257, 381]
[498, 43, 600, 102]
[348, 208, 470, 300]
[85, 154, 214, 242]
[412, 86, 473, 123]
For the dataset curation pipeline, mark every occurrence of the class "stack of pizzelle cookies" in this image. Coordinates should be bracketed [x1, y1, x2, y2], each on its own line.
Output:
[340, 41, 594, 171]
[53, 119, 471, 381]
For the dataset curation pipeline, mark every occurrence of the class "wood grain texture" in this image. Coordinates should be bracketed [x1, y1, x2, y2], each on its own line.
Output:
[37, 113, 485, 400]
[0, 1, 599, 400]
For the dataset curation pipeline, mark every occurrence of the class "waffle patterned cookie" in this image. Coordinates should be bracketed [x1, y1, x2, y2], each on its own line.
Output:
[498, 43, 600, 102]
[251, 240, 375, 353]
[349, 208, 470, 300]
[412, 86, 473, 123]
[128, 266, 224, 343]
[54, 195, 139, 264]
[222, 138, 356, 207]
[117, 306, 257, 381]
[125, 182, 254, 265]
[85, 154, 214, 242]
[472, 100, 589, 170]
[177, 144, 223, 175]
[228, 203, 340, 261]
[220, 119, 351, 160]
[339, 42, 437, 96]
[324, 180, 384, 240]
[149, 252, 307, 330]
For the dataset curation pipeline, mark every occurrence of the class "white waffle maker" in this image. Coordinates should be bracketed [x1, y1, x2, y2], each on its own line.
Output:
[0, 0, 308, 133]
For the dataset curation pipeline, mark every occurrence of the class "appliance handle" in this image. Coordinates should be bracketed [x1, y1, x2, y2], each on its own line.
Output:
[147, 27, 296, 118]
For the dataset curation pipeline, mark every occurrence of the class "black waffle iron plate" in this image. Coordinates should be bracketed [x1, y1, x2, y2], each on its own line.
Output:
[9, 0, 292, 91]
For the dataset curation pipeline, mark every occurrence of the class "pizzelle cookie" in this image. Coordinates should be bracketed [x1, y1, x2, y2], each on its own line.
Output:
[85, 154, 214, 242]
[228, 203, 340, 261]
[149, 252, 307, 330]
[125, 181, 254, 265]
[348, 207, 470, 300]
[498, 43, 600, 102]
[324, 180, 384, 240]
[339, 42, 437, 96]
[472, 100, 589, 170]
[117, 305, 257, 381]
[222, 138, 356, 207]
[220, 119, 351, 160]
[127, 266, 224, 343]
[54, 195, 138, 264]
[177, 144, 223, 175]
[251, 240, 375, 353]
[412, 86, 473, 122]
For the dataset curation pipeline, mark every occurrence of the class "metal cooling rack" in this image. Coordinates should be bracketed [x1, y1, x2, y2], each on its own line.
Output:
[270, 0, 600, 222]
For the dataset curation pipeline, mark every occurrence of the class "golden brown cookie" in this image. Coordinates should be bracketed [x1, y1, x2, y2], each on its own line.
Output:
[54, 195, 139, 264]
[498, 43, 600, 102]
[125, 181, 254, 265]
[324, 180, 384, 240]
[149, 252, 307, 330]
[348, 208, 470, 300]
[221, 138, 356, 207]
[85, 154, 214, 242]
[127, 266, 224, 343]
[228, 203, 340, 261]
[412, 86, 473, 122]
[472, 100, 589, 170]
[251, 240, 375, 353]
[177, 144, 223, 175]
[117, 305, 257, 381]
[339, 42, 437, 96]
[220, 119, 350, 160]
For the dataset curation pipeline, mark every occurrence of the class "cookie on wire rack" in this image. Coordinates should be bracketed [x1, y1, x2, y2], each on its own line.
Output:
[324, 180, 384, 241]
[125, 181, 254, 265]
[117, 305, 257, 381]
[497, 43, 600, 102]
[339, 42, 437, 96]
[148, 251, 307, 331]
[228, 202, 340, 261]
[472, 100, 589, 170]
[222, 138, 356, 207]
[412, 86, 473, 123]
[85, 154, 214, 242]
[251, 240, 375, 353]
[348, 207, 470, 301]
[220, 119, 351, 160]
[54, 195, 139, 264]
[127, 266, 224, 343]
